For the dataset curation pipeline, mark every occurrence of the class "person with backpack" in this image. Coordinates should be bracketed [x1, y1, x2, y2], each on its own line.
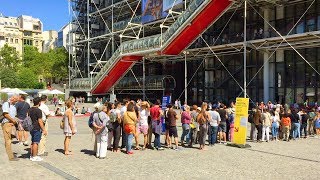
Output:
[1, 95, 19, 161]
[93, 103, 112, 159]
[308, 108, 316, 136]
[110, 102, 122, 152]
[15, 94, 30, 146]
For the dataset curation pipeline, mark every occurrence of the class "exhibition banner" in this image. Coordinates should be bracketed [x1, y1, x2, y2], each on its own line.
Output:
[233, 98, 249, 145]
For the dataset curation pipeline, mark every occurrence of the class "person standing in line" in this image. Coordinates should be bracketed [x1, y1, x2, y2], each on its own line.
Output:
[63, 100, 77, 155]
[137, 101, 150, 150]
[262, 109, 271, 142]
[107, 103, 115, 150]
[110, 102, 122, 152]
[150, 101, 164, 150]
[188, 105, 199, 147]
[38, 95, 50, 157]
[228, 102, 235, 142]
[29, 97, 47, 161]
[249, 108, 256, 141]
[290, 109, 300, 140]
[93, 103, 112, 159]
[15, 94, 30, 146]
[180, 105, 191, 147]
[271, 110, 280, 141]
[1, 95, 19, 161]
[208, 105, 220, 146]
[197, 103, 210, 150]
[314, 111, 320, 136]
[253, 108, 263, 142]
[166, 105, 179, 150]
[308, 108, 316, 136]
[120, 100, 129, 149]
[123, 103, 138, 154]
[217, 104, 228, 144]
[133, 101, 141, 150]
[300, 109, 309, 138]
[281, 113, 291, 141]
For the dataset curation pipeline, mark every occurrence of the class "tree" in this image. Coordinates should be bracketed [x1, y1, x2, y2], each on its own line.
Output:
[16, 67, 38, 88]
[0, 44, 20, 70]
[0, 68, 18, 88]
[50, 48, 68, 81]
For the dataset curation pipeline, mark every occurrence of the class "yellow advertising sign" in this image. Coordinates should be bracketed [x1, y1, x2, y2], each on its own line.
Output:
[233, 98, 249, 145]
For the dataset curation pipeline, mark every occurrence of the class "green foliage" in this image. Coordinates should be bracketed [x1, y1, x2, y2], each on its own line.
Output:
[0, 68, 18, 88]
[0, 44, 69, 89]
[16, 67, 38, 88]
[0, 44, 20, 70]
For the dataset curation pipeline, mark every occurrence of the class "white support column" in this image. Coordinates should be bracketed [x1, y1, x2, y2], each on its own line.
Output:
[143, 58, 146, 101]
[263, 52, 270, 103]
[184, 51, 188, 104]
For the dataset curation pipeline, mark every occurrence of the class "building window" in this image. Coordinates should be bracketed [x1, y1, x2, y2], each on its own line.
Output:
[15, 39, 18, 44]
[10, 38, 13, 43]
[5, 38, 8, 42]
[4, 22, 7, 25]
[23, 31, 32, 36]
[35, 41, 38, 46]
[9, 22, 13, 26]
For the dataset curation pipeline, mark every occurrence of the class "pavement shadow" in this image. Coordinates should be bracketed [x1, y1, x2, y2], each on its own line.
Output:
[55, 149, 65, 154]
[80, 149, 95, 156]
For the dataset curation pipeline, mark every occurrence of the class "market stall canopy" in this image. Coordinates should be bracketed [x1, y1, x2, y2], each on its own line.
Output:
[0, 88, 27, 94]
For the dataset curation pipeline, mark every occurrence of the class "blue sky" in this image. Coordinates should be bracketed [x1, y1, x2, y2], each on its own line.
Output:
[0, 0, 69, 31]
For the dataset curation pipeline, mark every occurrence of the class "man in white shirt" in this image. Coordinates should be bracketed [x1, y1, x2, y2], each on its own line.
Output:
[38, 95, 50, 156]
[1, 95, 19, 161]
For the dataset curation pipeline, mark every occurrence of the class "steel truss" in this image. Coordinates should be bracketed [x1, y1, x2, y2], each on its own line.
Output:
[69, 0, 320, 103]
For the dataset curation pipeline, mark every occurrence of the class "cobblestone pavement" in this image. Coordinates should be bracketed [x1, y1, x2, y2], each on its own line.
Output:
[1, 104, 320, 179]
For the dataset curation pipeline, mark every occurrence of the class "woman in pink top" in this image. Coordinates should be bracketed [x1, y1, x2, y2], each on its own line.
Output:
[181, 106, 191, 146]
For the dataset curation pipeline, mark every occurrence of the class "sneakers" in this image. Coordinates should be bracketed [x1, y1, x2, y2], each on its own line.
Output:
[30, 156, 43, 162]
[156, 147, 165, 151]
[127, 151, 134, 155]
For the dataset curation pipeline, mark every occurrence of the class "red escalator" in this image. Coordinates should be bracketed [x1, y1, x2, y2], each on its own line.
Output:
[92, 0, 232, 94]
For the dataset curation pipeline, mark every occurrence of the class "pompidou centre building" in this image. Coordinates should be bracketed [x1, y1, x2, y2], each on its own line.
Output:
[68, 0, 320, 106]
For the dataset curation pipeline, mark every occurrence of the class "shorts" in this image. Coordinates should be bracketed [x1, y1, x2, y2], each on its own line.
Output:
[30, 130, 42, 144]
[168, 126, 178, 138]
[136, 125, 148, 135]
[219, 122, 227, 133]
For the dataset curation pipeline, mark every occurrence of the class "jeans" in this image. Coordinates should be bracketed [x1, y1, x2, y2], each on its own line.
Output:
[210, 126, 218, 144]
[271, 122, 278, 139]
[293, 123, 301, 139]
[189, 128, 197, 145]
[300, 123, 307, 137]
[126, 133, 134, 152]
[121, 125, 127, 148]
[154, 133, 161, 148]
[181, 124, 190, 144]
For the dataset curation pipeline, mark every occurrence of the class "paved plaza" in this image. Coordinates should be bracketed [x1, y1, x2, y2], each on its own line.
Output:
[1, 104, 320, 179]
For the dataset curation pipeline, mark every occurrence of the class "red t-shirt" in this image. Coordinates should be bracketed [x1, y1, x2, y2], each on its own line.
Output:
[150, 106, 161, 120]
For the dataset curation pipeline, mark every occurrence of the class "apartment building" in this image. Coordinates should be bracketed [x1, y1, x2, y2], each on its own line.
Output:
[17, 15, 43, 52]
[0, 14, 44, 54]
[0, 15, 23, 54]
[42, 30, 58, 52]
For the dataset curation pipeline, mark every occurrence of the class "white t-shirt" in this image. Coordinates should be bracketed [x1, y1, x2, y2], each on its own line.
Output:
[39, 102, 50, 123]
[139, 109, 150, 126]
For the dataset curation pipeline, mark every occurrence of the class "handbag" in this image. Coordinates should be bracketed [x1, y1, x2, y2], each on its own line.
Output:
[189, 123, 196, 129]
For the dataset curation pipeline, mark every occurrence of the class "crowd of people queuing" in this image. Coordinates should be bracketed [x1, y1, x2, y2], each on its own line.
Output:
[2, 94, 320, 162]
[249, 101, 320, 142]
[88, 99, 239, 158]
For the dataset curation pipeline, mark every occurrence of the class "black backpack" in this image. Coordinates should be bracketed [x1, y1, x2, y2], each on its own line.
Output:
[248, 111, 254, 123]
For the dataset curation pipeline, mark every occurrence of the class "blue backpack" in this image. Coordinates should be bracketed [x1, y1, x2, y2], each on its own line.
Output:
[88, 111, 97, 129]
